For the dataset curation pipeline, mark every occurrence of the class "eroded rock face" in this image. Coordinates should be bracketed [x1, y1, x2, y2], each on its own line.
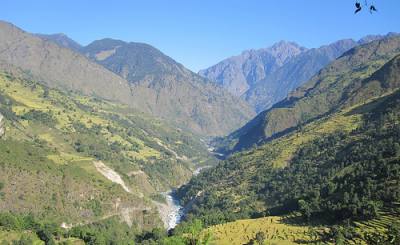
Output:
[0, 113, 4, 137]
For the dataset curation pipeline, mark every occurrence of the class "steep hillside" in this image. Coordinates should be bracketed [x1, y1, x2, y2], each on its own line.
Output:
[199, 41, 306, 97]
[80, 39, 255, 135]
[0, 69, 214, 241]
[0, 21, 133, 105]
[176, 56, 400, 243]
[216, 36, 400, 154]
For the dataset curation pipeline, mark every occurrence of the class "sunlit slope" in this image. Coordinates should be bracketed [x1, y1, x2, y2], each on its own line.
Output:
[0, 71, 212, 228]
[207, 216, 314, 245]
[177, 53, 400, 245]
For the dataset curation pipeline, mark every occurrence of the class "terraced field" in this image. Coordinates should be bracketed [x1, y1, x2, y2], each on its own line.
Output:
[206, 216, 317, 245]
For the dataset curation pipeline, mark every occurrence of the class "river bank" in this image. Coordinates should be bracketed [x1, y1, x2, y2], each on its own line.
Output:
[158, 140, 224, 230]
[158, 164, 212, 230]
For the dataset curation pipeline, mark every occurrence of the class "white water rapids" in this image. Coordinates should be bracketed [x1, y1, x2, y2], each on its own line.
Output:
[163, 165, 213, 230]
[160, 140, 223, 230]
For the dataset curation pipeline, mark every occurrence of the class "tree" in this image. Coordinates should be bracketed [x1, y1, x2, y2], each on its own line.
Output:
[43, 88, 50, 98]
[298, 199, 312, 220]
[387, 222, 400, 245]
[255, 231, 266, 245]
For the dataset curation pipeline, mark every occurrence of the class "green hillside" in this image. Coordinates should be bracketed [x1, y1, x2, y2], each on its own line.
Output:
[0, 69, 215, 243]
[175, 50, 400, 244]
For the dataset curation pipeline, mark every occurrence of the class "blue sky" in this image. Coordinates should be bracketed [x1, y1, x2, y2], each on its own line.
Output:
[2, 0, 400, 71]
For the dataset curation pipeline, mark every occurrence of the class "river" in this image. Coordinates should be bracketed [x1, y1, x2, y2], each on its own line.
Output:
[162, 140, 224, 230]
[163, 165, 213, 230]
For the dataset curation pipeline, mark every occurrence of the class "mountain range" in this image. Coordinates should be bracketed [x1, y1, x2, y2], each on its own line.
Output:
[1, 18, 400, 244]
[0, 21, 254, 136]
[214, 35, 400, 154]
[200, 33, 399, 112]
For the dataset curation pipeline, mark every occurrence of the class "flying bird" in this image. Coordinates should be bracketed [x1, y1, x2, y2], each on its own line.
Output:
[355, 2, 362, 14]
[370, 5, 377, 13]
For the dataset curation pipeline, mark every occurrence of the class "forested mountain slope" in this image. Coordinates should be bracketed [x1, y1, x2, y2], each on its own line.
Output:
[175, 53, 400, 243]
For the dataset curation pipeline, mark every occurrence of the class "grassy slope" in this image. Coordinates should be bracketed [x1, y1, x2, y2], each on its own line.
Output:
[0, 71, 214, 229]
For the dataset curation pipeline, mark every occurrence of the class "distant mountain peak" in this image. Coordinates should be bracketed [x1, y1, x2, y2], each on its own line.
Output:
[200, 33, 396, 112]
[199, 41, 306, 97]
[35, 32, 82, 52]
[267, 40, 305, 51]
[79, 36, 255, 135]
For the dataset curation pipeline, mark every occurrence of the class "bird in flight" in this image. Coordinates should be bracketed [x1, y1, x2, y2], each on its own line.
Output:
[355, 2, 362, 14]
[370, 5, 377, 13]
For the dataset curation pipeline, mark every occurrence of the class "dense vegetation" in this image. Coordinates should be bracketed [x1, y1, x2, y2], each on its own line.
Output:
[175, 82, 400, 245]
[0, 212, 211, 245]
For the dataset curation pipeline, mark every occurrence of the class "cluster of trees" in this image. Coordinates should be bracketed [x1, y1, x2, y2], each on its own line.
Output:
[0, 212, 139, 244]
[20, 109, 57, 127]
[137, 219, 212, 245]
[0, 212, 212, 245]
[0, 212, 61, 245]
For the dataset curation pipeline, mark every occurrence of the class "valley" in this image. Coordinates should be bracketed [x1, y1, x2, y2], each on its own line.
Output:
[0, 7, 399, 244]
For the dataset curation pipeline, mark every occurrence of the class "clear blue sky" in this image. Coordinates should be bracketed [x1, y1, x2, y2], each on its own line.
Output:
[2, 0, 400, 71]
